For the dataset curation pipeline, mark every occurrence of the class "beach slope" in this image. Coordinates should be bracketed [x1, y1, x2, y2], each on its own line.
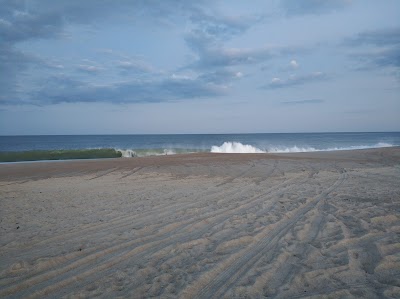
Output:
[1, 148, 400, 298]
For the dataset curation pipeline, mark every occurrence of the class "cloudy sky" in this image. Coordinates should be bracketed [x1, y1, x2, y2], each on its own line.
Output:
[0, 0, 399, 135]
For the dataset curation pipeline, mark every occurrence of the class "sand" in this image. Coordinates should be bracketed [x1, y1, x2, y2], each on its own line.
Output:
[0, 148, 400, 298]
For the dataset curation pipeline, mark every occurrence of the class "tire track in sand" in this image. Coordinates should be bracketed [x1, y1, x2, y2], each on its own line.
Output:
[185, 169, 347, 299]
[0, 175, 259, 281]
[0, 172, 307, 299]
[1, 172, 241, 256]
[119, 167, 143, 179]
[215, 163, 255, 187]
[54, 170, 318, 298]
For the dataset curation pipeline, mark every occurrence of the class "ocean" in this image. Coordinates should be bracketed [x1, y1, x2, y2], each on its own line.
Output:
[0, 132, 399, 162]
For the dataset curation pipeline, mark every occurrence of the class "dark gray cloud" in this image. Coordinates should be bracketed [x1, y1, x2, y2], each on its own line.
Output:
[0, 12, 63, 43]
[0, 45, 39, 103]
[346, 28, 400, 47]
[0, 1, 199, 44]
[3, 0, 213, 29]
[356, 48, 400, 69]
[0, 1, 64, 43]
[0, 0, 257, 106]
[26, 74, 224, 105]
[0, 1, 63, 105]
[265, 72, 328, 89]
[281, 0, 351, 15]
[346, 28, 400, 70]
[281, 99, 324, 105]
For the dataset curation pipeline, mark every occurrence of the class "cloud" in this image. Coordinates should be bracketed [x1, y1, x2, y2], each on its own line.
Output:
[346, 27, 400, 47]
[5, 1, 165, 26]
[116, 60, 155, 73]
[10, 0, 220, 29]
[0, 1, 205, 44]
[281, 99, 324, 105]
[0, 45, 40, 103]
[290, 60, 299, 69]
[281, 0, 352, 15]
[97, 49, 158, 74]
[22, 73, 225, 105]
[0, 9, 63, 43]
[198, 69, 244, 84]
[77, 64, 104, 74]
[200, 46, 275, 67]
[189, 8, 264, 40]
[354, 48, 400, 69]
[1, 1, 260, 106]
[265, 72, 328, 89]
[184, 30, 297, 69]
[0, 2, 65, 104]
[346, 28, 400, 70]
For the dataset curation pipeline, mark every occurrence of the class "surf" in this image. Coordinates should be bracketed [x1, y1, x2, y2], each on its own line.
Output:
[210, 141, 395, 154]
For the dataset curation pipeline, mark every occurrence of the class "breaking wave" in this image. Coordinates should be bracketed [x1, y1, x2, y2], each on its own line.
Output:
[0, 148, 122, 162]
[211, 142, 265, 153]
[117, 148, 198, 157]
[1, 142, 395, 162]
[266, 142, 394, 153]
[210, 142, 395, 154]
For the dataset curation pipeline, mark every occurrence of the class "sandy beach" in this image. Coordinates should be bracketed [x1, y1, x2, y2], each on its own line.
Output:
[1, 148, 400, 298]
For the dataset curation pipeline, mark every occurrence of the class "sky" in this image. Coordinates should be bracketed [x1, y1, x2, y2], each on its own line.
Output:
[0, 0, 399, 135]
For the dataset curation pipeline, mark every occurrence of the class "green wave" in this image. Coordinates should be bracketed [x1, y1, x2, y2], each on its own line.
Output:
[0, 149, 122, 162]
[125, 148, 205, 157]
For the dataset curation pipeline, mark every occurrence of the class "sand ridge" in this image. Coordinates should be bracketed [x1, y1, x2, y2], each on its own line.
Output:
[0, 148, 400, 298]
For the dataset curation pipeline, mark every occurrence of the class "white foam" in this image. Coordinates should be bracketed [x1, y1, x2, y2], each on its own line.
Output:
[211, 142, 265, 153]
[267, 142, 394, 153]
[210, 142, 395, 154]
[117, 149, 137, 157]
[267, 146, 318, 153]
[163, 149, 176, 155]
[116, 148, 178, 157]
[119, 142, 395, 157]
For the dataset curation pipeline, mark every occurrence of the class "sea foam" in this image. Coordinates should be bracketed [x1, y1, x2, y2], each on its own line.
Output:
[267, 142, 394, 153]
[118, 149, 137, 157]
[210, 142, 394, 154]
[117, 148, 178, 157]
[211, 142, 265, 153]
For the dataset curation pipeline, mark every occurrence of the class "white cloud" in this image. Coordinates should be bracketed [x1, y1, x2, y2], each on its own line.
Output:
[235, 72, 243, 78]
[77, 64, 104, 73]
[290, 60, 299, 69]
[171, 73, 193, 80]
[267, 72, 328, 89]
[116, 60, 154, 73]
[271, 77, 281, 83]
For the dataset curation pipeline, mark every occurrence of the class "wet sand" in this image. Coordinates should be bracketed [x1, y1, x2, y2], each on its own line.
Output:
[1, 148, 400, 298]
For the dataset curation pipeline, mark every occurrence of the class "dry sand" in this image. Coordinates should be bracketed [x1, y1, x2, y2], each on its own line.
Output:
[1, 148, 400, 298]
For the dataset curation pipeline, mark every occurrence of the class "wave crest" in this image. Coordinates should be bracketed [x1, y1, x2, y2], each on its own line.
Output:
[211, 142, 265, 153]
[117, 148, 179, 157]
[118, 149, 137, 157]
[0, 148, 122, 162]
[210, 142, 395, 154]
[267, 142, 394, 153]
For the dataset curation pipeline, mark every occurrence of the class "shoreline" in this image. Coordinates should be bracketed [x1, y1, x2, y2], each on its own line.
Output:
[0, 145, 399, 165]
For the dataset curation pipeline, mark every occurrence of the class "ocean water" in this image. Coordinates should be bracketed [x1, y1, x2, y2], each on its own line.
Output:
[0, 132, 399, 162]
